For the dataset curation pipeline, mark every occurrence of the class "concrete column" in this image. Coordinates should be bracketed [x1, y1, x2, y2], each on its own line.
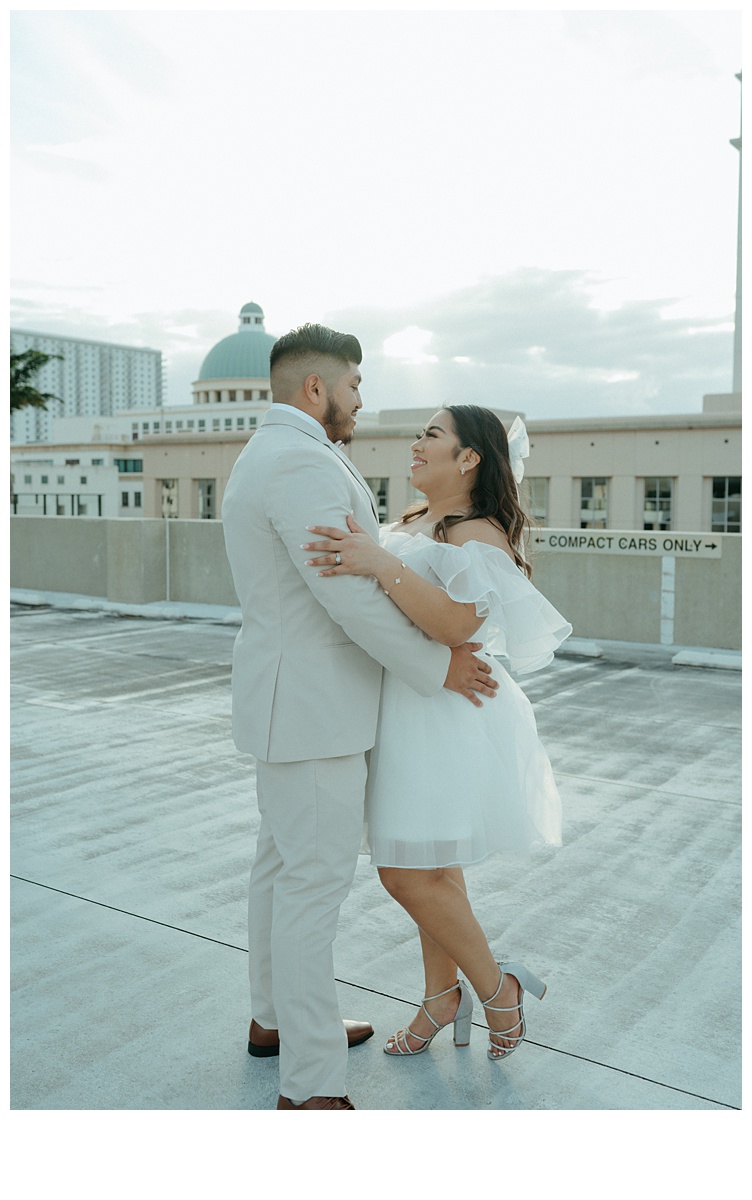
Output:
[547, 476, 575, 527]
[673, 476, 707, 533]
[609, 475, 637, 529]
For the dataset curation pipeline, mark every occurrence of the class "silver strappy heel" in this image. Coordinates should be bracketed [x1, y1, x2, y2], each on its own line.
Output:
[384, 980, 474, 1056]
[482, 961, 547, 1061]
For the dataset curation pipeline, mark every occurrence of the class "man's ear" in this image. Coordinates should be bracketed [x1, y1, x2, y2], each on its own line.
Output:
[303, 373, 324, 407]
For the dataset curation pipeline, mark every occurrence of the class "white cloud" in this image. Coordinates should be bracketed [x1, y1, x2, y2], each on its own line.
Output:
[383, 327, 438, 366]
[326, 269, 733, 419]
[9, 9, 741, 415]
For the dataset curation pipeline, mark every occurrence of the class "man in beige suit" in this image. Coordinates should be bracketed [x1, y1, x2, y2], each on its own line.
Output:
[221, 324, 496, 1109]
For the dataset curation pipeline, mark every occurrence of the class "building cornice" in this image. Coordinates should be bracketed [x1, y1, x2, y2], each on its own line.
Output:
[523, 413, 741, 433]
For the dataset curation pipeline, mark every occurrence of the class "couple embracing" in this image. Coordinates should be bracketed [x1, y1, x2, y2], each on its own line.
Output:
[221, 322, 571, 1110]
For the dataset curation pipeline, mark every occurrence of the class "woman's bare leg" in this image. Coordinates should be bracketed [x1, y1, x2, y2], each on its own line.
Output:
[378, 865, 521, 1053]
[418, 866, 467, 990]
[396, 868, 467, 1051]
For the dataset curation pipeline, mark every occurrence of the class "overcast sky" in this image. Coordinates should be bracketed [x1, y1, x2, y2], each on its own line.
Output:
[10, 5, 741, 419]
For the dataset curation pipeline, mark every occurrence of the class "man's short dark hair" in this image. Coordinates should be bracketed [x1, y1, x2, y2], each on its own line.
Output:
[269, 323, 362, 373]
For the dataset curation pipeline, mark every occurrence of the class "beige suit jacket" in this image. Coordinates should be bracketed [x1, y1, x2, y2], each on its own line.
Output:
[221, 406, 451, 762]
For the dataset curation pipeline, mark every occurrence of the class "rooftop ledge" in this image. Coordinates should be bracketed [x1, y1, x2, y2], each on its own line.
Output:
[10, 589, 741, 670]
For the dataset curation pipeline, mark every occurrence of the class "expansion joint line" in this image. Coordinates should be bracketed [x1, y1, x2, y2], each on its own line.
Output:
[10, 873, 739, 1112]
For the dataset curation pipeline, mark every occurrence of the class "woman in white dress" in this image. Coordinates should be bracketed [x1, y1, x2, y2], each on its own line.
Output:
[303, 405, 571, 1061]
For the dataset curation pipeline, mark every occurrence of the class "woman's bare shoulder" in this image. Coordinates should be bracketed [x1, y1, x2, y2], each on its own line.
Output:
[447, 518, 515, 560]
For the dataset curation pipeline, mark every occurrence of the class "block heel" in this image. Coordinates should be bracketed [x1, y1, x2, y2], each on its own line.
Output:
[384, 980, 474, 1056]
[482, 960, 547, 1061]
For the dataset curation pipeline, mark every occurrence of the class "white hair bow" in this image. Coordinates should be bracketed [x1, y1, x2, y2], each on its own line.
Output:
[506, 415, 529, 484]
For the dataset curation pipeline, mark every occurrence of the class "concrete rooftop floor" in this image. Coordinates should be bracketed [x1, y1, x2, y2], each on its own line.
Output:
[10, 601, 742, 1121]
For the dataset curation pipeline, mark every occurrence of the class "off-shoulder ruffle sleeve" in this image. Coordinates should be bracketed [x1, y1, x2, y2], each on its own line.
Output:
[381, 528, 572, 674]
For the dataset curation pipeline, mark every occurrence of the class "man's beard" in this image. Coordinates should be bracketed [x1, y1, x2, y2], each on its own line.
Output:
[323, 391, 354, 445]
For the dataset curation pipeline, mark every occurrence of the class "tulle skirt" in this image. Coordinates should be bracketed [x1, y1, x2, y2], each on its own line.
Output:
[363, 651, 562, 869]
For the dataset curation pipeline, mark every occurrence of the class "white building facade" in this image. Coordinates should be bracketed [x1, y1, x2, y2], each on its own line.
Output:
[47, 400, 274, 447]
[11, 301, 740, 534]
[10, 444, 145, 519]
[10, 329, 163, 445]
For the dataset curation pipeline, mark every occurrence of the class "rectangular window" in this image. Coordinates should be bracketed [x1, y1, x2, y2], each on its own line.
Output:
[643, 477, 673, 531]
[248, 416, 257, 427]
[41, 475, 48, 484]
[80, 476, 87, 485]
[212, 418, 220, 430]
[160, 479, 177, 519]
[197, 478, 215, 519]
[711, 476, 741, 533]
[580, 477, 608, 529]
[24, 474, 32, 485]
[225, 418, 233, 429]
[187, 420, 195, 429]
[198, 419, 206, 430]
[114, 459, 143, 474]
[523, 477, 548, 525]
[153, 422, 160, 433]
[134, 492, 142, 508]
[57, 475, 65, 485]
[237, 417, 245, 429]
[176, 420, 183, 429]
[91, 458, 104, 466]
[122, 492, 130, 507]
[165, 421, 172, 432]
[365, 477, 389, 522]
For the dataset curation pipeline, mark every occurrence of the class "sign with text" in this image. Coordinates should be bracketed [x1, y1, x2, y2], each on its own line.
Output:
[532, 530, 723, 558]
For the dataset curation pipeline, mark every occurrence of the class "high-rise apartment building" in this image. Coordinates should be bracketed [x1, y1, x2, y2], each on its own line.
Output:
[10, 329, 163, 444]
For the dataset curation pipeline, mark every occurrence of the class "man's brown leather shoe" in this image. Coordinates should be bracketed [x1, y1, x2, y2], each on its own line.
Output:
[248, 1019, 374, 1058]
[277, 1094, 355, 1110]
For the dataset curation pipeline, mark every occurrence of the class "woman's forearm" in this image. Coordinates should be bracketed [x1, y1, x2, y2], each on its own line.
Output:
[303, 520, 482, 646]
[373, 552, 483, 647]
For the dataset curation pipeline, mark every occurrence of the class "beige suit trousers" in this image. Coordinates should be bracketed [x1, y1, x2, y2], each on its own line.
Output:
[249, 753, 367, 1103]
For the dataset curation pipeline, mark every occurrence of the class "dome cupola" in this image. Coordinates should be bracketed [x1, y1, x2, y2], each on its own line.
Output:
[196, 302, 276, 383]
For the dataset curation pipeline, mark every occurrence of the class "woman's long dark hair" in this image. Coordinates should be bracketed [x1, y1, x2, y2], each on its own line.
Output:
[399, 405, 533, 578]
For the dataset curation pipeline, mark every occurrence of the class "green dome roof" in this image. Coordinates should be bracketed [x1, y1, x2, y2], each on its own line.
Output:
[197, 302, 276, 381]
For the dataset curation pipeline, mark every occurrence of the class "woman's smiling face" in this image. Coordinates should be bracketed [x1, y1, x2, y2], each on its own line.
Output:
[410, 410, 467, 494]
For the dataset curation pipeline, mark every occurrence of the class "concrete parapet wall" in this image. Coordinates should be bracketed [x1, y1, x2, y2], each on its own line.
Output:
[10, 517, 742, 650]
[532, 550, 662, 644]
[674, 535, 742, 649]
[166, 519, 237, 606]
[105, 520, 167, 604]
[11, 517, 110, 598]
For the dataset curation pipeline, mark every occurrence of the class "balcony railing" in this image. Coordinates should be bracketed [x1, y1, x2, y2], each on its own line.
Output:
[11, 493, 104, 517]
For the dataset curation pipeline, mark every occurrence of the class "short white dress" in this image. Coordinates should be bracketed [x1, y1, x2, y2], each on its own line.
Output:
[363, 525, 573, 869]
